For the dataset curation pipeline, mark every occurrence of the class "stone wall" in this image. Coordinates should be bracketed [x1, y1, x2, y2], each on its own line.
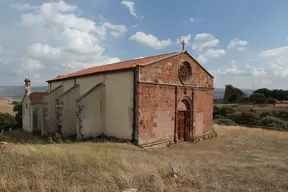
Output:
[139, 52, 213, 88]
[137, 52, 214, 145]
[42, 86, 63, 135]
[56, 85, 80, 137]
[193, 88, 214, 137]
[138, 84, 175, 144]
[76, 83, 103, 139]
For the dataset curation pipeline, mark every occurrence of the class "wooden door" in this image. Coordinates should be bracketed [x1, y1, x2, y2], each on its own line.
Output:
[177, 111, 185, 141]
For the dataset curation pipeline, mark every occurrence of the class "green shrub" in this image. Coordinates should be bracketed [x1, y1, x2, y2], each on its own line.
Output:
[0, 135, 8, 142]
[260, 116, 287, 129]
[249, 93, 266, 104]
[259, 111, 273, 118]
[214, 115, 225, 119]
[265, 97, 277, 104]
[0, 112, 17, 129]
[213, 106, 236, 117]
[214, 117, 236, 125]
[13, 103, 22, 128]
[233, 112, 261, 125]
[227, 112, 241, 122]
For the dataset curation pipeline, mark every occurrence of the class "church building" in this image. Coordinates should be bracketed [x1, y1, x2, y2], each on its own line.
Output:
[23, 51, 215, 147]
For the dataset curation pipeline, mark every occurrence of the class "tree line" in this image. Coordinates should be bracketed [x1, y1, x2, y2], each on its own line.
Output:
[223, 85, 288, 104]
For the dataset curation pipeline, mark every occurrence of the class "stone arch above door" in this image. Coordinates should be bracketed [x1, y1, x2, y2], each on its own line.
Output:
[177, 97, 192, 111]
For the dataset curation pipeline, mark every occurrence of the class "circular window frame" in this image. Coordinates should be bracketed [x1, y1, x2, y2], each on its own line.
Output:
[178, 61, 192, 85]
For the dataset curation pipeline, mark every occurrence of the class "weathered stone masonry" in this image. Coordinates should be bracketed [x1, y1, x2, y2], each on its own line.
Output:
[55, 99, 63, 135]
[137, 52, 214, 145]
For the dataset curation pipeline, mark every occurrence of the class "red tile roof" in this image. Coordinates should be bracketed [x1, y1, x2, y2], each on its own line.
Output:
[29, 92, 47, 102]
[47, 52, 179, 82]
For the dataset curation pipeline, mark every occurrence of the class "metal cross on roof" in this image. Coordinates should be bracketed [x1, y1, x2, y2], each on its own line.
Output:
[181, 41, 186, 51]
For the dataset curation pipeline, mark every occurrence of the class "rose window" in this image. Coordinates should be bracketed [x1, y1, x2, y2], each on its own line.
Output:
[179, 61, 192, 84]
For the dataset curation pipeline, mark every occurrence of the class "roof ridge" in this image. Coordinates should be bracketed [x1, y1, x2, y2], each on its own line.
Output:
[85, 52, 178, 70]
[47, 52, 180, 82]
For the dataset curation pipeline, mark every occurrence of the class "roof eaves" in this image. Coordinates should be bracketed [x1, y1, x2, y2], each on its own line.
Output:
[184, 51, 214, 78]
[47, 67, 134, 83]
[139, 52, 182, 67]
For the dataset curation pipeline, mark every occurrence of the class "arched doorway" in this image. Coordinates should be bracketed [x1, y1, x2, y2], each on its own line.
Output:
[177, 99, 191, 142]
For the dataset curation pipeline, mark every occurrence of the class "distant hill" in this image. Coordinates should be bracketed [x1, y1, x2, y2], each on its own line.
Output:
[0, 86, 47, 99]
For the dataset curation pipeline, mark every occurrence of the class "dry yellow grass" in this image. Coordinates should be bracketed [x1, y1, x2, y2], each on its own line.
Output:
[1, 125, 288, 192]
[0, 100, 16, 115]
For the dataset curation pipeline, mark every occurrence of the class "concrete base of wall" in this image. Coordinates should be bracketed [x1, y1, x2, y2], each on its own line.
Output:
[138, 130, 217, 148]
[191, 131, 217, 143]
[138, 138, 171, 148]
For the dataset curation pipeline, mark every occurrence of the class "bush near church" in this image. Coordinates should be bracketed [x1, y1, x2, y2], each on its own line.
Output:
[13, 103, 22, 128]
[213, 105, 288, 130]
[249, 93, 266, 104]
[0, 112, 17, 130]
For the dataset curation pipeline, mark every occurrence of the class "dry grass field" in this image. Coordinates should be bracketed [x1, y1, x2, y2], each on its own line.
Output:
[0, 100, 16, 115]
[0, 125, 287, 192]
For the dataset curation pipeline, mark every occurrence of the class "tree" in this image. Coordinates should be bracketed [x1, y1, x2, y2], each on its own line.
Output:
[223, 84, 247, 103]
[249, 93, 266, 104]
[0, 112, 17, 129]
[13, 103, 22, 128]
[265, 97, 277, 104]
[254, 88, 272, 98]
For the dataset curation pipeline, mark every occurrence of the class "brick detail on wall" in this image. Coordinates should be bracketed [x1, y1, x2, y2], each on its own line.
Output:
[55, 99, 63, 135]
[138, 84, 175, 144]
[193, 88, 214, 136]
[138, 52, 214, 145]
[43, 102, 48, 121]
[76, 101, 85, 138]
[139, 53, 213, 88]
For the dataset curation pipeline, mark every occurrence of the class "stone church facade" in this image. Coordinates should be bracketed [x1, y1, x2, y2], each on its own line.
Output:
[23, 51, 215, 146]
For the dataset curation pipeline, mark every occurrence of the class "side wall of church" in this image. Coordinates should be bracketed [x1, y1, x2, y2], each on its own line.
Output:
[77, 84, 103, 138]
[22, 96, 32, 132]
[42, 86, 63, 135]
[56, 85, 80, 137]
[49, 71, 134, 139]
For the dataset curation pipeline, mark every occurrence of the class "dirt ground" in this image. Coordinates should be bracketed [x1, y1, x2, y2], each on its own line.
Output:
[0, 125, 287, 192]
[0, 100, 16, 115]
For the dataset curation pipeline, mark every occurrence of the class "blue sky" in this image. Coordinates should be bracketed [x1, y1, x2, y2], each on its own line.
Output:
[0, 0, 287, 89]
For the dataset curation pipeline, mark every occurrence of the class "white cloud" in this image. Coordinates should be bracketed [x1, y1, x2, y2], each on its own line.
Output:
[1, 0, 123, 85]
[103, 22, 128, 38]
[189, 17, 195, 23]
[131, 24, 139, 28]
[192, 33, 219, 50]
[227, 38, 249, 51]
[176, 34, 192, 45]
[216, 64, 245, 76]
[27, 44, 61, 60]
[130, 32, 173, 50]
[259, 46, 288, 57]
[121, 0, 137, 18]
[246, 64, 266, 76]
[197, 49, 225, 63]
[62, 28, 104, 55]
[10, 3, 35, 10]
[21, 58, 43, 71]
